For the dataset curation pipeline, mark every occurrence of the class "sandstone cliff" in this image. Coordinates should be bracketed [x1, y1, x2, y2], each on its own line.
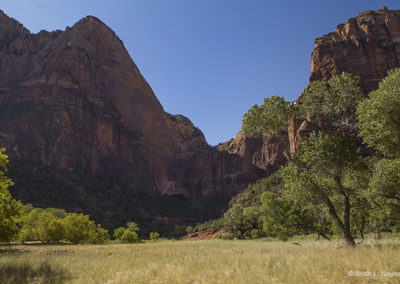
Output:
[310, 6, 400, 93]
[0, 11, 265, 226]
[226, 7, 400, 171]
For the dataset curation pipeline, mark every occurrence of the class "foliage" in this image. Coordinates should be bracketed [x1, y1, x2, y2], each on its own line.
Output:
[113, 227, 125, 240]
[185, 226, 194, 235]
[126, 221, 140, 233]
[299, 72, 364, 134]
[367, 158, 400, 233]
[19, 211, 64, 242]
[149, 232, 160, 241]
[192, 218, 224, 234]
[0, 148, 21, 242]
[120, 230, 140, 243]
[18, 205, 110, 244]
[357, 68, 400, 158]
[260, 191, 332, 241]
[113, 221, 142, 242]
[62, 213, 109, 244]
[242, 96, 293, 137]
[217, 233, 234, 240]
[281, 132, 368, 246]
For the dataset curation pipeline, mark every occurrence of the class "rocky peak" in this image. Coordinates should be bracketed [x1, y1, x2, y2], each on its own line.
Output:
[0, 9, 30, 42]
[0, 9, 267, 222]
[310, 7, 400, 93]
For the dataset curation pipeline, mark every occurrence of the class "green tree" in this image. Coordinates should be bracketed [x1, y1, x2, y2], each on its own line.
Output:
[113, 227, 125, 240]
[282, 132, 368, 246]
[242, 96, 293, 160]
[367, 158, 400, 236]
[45, 218, 65, 242]
[120, 230, 140, 243]
[357, 68, 400, 158]
[242, 96, 292, 137]
[0, 148, 21, 242]
[113, 221, 140, 241]
[260, 191, 332, 241]
[36, 212, 58, 242]
[62, 213, 109, 244]
[299, 72, 364, 135]
[126, 221, 140, 233]
[19, 210, 40, 241]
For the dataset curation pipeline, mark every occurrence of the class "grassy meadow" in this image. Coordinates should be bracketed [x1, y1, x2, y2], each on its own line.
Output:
[1, 238, 400, 284]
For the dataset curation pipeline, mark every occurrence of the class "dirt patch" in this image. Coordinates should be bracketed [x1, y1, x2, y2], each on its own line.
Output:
[182, 230, 219, 240]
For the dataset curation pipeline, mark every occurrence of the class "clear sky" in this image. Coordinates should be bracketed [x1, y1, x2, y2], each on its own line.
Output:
[1, 1, 400, 145]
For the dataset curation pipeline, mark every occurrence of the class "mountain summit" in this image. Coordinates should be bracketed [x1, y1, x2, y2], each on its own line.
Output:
[0, 10, 265, 226]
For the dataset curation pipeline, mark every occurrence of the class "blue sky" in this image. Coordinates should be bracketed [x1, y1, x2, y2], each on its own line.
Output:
[1, 1, 400, 145]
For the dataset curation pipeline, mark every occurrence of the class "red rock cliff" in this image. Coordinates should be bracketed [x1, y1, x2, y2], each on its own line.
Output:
[0, 10, 264, 203]
[310, 7, 400, 93]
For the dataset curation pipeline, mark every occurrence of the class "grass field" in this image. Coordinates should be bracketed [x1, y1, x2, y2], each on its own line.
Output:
[1, 238, 400, 284]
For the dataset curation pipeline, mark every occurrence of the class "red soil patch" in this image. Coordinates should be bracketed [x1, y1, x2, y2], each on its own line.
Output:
[182, 230, 219, 240]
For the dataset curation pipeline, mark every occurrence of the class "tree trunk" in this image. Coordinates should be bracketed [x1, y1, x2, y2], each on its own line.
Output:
[323, 191, 355, 247]
[342, 227, 355, 247]
[342, 193, 355, 247]
[359, 217, 365, 239]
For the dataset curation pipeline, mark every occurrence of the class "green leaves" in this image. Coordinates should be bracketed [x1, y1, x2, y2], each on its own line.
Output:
[357, 68, 400, 158]
[299, 72, 364, 135]
[62, 213, 110, 244]
[281, 132, 367, 245]
[242, 95, 292, 137]
[0, 148, 21, 242]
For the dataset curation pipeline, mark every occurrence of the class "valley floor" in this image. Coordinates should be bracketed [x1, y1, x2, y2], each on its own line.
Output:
[0, 238, 400, 283]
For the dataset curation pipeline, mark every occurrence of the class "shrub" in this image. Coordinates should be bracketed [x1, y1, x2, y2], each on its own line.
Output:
[62, 213, 109, 244]
[218, 233, 234, 240]
[149, 232, 160, 241]
[113, 227, 125, 240]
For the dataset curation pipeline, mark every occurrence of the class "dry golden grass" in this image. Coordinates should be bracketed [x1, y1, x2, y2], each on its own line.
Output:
[1, 238, 400, 283]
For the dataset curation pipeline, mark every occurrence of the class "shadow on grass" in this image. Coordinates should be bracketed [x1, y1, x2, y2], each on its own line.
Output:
[0, 261, 70, 284]
[0, 248, 28, 255]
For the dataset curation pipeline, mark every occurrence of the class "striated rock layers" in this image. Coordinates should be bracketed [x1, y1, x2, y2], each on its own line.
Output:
[217, 131, 288, 176]
[0, 10, 265, 220]
[288, 7, 400, 157]
[227, 7, 400, 171]
[310, 7, 400, 93]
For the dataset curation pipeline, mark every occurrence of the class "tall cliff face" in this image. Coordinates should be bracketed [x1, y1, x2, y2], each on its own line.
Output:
[288, 7, 400, 157]
[228, 7, 400, 171]
[310, 7, 400, 93]
[0, 9, 265, 222]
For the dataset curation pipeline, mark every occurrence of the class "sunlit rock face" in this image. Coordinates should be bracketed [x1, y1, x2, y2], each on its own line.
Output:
[230, 7, 400, 165]
[0, 10, 265, 206]
[310, 7, 400, 93]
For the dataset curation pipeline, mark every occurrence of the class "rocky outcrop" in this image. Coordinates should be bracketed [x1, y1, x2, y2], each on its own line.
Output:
[310, 7, 400, 93]
[217, 131, 287, 175]
[0, 9, 265, 221]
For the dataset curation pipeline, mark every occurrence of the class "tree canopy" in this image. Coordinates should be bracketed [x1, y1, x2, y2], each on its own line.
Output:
[281, 132, 368, 246]
[242, 95, 292, 137]
[299, 72, 364, 135]
[357, 68, 400, 158]
[0, 148, 21, 242]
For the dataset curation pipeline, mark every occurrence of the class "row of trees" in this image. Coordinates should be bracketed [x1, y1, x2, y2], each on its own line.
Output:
[0, 149, 161, 244]
[18, 206, 109, 244]
[194, 69, 400, 246]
